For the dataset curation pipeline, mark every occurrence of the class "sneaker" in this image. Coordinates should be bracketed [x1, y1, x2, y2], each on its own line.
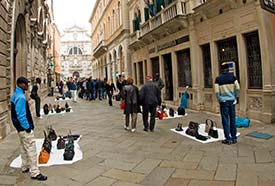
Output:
[31, 173, 47, 181]
[143, 128, 148, 132]
[37, 116, 43, 119]
[124, 125, 130, 130]
[131, 128, 136, 133]
[221, 140, 232, 145]
[232, 139, 237, 144]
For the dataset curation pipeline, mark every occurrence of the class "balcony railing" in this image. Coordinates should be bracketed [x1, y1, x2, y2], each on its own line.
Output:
[140, 0, 186, 37]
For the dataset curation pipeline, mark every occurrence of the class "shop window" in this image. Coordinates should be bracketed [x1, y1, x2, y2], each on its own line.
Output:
[245, 31, 262, 89]
[201, 43, 212, 88]
[217, 37, 239, 81]
[176, 49, 192, 87]
[151, 57, 160, 76]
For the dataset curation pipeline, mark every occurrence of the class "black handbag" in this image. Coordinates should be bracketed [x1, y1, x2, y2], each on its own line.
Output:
[169, 108, 175, 117]
[208, 120, 219, 138]
[55, 105, 61, 113]
[43, 104, 49, 115]
[47, 126, 57, 141]
[57, 136, 65, 149]
[177, 107, 185, 115]
[175, 123, 183, 131]
[185, 121, 199, 137]
[42, 131, 52, 153]
[63, 137, 75, 160]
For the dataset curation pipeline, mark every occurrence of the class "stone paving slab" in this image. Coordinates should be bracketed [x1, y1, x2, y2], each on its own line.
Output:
[99, 159, 137, 171]
[164, 177, 190, 186]
[198, 156, 218, 171]
[255, 150, 273, 163]
[172, 169, 215, 180]
[132, 159, 161, 174]
[0, 175, 17, 185]
[111, 181, 144, 186]
[85, 176, 116, 186]
[141, 167, 175, 186]
[214, 163, 237, 181]
[188, 180, 235, 186]
[103, 169, 145, 183]
[160, 160, 198, 169]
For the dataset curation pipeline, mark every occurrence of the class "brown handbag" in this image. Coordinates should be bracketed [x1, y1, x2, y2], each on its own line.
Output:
[38, 148, 50, 164]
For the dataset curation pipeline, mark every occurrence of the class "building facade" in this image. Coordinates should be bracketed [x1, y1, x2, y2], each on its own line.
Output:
[89, 0, 130, 82]
[127, 0, 275, 123]
[60, 26, 92, 79]
[0, 0, 54, 139]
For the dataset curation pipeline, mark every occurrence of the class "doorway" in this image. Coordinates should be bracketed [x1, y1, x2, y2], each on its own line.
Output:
[151, 57, 159, 76]
[163, 53, 173, 100]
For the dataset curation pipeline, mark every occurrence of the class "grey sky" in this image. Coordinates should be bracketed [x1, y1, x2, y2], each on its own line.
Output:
[53, 0, 96, 33]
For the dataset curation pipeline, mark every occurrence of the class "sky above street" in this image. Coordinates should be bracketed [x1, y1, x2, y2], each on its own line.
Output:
[53, 0, 96, 33]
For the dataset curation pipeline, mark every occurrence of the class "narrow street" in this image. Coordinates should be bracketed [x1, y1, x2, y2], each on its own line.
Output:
[1, 97, 275, 186]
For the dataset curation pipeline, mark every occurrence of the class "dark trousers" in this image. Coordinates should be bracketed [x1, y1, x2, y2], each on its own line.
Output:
[107, 92, 113, 106]
[35, 97, 41, 117]
[142, 104, 157, 130]
[220, 100, 237, 141]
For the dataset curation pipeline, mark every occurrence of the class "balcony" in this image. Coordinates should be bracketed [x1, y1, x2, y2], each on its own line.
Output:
[139, 0, 188, 43]
[93, 40, 107, 58]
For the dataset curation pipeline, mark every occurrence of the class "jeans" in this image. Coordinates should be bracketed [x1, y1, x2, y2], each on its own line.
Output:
[125, 113, 137, 129]
[220, 100, 237, 141]
[142, 104, 157, 130]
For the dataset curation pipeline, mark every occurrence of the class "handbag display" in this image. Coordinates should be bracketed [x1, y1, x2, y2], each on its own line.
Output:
[63, 137, 75, 161]
[208, 120, 219, 138]
[38, 148, 50, 164]
[57, 136, 65, 149]
[47, 126, 57, 141]
[42, 131, 52, 153]
[185, 121, 199, 137]
[55, 105, 61, 113]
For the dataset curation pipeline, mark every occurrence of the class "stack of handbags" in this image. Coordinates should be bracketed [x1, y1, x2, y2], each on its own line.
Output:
[63, 136, 75, 161]
[205, 119, 219, 139]
[47, 125, 57, 141]
[39, 131, 52, 164]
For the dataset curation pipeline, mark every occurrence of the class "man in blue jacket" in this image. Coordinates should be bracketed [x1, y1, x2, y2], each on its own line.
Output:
[11, 77, 47, 181]
[215, 63, 240, 145]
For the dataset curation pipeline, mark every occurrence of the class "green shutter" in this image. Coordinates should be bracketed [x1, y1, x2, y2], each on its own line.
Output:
[144, 7, 149, 21]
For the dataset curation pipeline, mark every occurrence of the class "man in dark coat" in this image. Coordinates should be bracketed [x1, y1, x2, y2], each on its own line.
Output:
[121, 77, 139, 132]
[139, 74, 161, 132]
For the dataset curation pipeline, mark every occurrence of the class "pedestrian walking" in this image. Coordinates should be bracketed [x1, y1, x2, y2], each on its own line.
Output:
[69, 78, 78, 102]
[30, 77, 42, 119]
[105, 79, 116, 106]
[11, 77, 47, 181]
[214, 62, 240, 145]
[121, 77, 140, 132]
[139, 74, 161, 132]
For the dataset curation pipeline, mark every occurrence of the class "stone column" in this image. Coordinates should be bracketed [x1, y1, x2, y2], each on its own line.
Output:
[112, 60, 116, 83]
[189, 18, 203, 110]
[210, 41, 220, 113]
[171, 51, 178, 103]
[117, 58, 122, 75]
[256, 7, 275, 123]
[123, 44, 131, 77]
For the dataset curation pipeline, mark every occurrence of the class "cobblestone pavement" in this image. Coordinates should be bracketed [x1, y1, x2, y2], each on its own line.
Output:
[1, 97, 275, 186]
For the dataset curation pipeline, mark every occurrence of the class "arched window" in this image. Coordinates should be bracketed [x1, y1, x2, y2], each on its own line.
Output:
[69, 47, 83, 55]
[108, 16, 111, 36]
[118, 1, 122, 26]
[112, 9, 115, 33]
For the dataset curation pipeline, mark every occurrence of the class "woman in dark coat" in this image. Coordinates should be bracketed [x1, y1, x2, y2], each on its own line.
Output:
[121, 77, 140, 132]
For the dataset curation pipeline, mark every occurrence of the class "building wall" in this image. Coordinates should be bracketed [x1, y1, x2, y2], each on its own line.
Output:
[129, 0, 275, 123]
[0, 0, 52, 140]
[90, 0, 130, 83]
